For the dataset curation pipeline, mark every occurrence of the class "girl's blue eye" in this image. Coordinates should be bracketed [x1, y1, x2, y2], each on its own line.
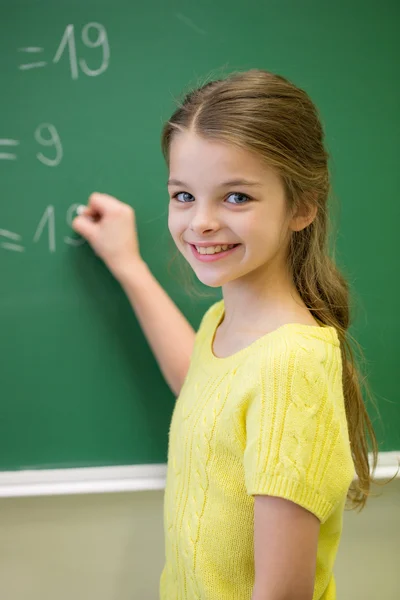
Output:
[172, 192, 250, 204]
[173, 192, 193, 203]
[226, 192, 250, 205]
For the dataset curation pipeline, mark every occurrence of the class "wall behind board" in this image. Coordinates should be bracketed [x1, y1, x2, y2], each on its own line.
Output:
[0, 481, 399, 600]
[1, 0, 398, 473]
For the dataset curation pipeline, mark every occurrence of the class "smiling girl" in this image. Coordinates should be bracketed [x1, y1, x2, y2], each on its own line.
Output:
[72, 69, 379, 600]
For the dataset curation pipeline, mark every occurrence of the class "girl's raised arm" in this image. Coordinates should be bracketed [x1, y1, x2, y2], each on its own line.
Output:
[73, 192, 195, 396]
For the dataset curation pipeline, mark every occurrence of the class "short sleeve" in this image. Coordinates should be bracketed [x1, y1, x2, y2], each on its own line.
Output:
[243, 337, 354, 524]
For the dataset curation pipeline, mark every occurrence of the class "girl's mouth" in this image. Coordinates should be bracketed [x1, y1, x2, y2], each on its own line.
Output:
[189, 243, 240, 262]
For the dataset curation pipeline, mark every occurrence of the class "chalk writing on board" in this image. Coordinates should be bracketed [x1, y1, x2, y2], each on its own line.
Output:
[35, 124, 63, 167]
[33, 206, 56, 252]
[1, 205, 85, 254]
[18, 46, 47, 70]
[0, 229, 25, 252]
[64, 204, 86, 247]
[53, 23, 110, 79]
[0, 139, 19, 160]
[0, 124, 62, 166]
[18, 23, 110, 79]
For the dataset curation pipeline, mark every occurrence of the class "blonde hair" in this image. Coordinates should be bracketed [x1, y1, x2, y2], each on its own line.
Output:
[160, 68, 395, 511]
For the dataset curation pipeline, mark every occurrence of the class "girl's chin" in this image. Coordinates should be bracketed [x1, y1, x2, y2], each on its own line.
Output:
[193, 268, 234, 288]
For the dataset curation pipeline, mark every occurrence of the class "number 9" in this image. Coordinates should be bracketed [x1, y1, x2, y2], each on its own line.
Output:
[35, 123, 63, 167]
[79, 22, 110, 77]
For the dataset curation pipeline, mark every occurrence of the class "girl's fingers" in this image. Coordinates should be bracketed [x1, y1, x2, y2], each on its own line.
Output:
[76, 205, 90, 216]
[88, 192, 120, 214]
[71, 215, 96, 240]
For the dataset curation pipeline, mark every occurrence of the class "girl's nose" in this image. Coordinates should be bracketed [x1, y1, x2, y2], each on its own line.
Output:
[189, 206, 220, 234]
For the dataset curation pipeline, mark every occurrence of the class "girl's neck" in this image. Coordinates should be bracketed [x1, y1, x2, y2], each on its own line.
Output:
[220, 276, 315, 333]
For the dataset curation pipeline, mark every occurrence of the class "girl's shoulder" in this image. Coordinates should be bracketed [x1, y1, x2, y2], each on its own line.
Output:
[198, 299, 339, 350]
[194, 299, 340, 374]
[197, 299, 224, 334]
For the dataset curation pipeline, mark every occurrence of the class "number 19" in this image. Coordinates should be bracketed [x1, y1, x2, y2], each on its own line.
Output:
[53, 23, 110, 80]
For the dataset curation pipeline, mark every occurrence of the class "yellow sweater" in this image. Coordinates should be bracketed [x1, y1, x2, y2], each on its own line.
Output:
[160, 300, 355, 600]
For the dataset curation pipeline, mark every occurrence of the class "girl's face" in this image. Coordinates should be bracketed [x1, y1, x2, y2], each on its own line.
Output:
[167, 131, 294, 289]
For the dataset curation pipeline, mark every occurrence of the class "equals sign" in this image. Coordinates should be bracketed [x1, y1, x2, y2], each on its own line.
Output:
[18, 47, 47, 70]
[0, 139, 19, 160]
[0, 229, 25, 252]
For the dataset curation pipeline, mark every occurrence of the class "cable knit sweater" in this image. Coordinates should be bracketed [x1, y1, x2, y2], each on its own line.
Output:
[160, 300, 355, 600]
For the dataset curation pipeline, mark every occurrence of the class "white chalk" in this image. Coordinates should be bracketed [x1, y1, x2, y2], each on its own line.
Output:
[76, 204, 97, 222]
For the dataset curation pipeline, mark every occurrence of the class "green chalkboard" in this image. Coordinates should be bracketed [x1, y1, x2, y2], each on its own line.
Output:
[1, 0, 398, 471]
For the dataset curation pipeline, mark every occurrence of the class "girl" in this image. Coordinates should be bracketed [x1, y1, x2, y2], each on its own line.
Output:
[72, 69, 379, 600]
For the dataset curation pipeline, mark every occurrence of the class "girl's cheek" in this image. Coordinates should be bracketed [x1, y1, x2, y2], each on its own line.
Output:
[167, 214, 177, 237]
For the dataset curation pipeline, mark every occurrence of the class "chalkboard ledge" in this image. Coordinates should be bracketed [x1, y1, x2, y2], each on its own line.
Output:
[0, 463, 167, 498]
[0, 452, 399, 498]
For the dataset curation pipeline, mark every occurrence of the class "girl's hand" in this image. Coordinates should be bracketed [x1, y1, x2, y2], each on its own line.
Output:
[72, 192, 143, 281]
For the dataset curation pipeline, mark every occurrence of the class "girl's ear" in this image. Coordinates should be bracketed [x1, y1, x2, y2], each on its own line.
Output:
[289, 195, 318, 232]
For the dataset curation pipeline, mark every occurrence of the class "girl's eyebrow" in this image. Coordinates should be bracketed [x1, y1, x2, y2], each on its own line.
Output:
[167, 178, 262, 187]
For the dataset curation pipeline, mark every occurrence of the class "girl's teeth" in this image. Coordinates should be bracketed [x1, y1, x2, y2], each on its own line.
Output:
[196, 244, 235, 255]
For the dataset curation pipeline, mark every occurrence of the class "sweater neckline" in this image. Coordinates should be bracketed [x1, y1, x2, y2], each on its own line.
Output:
[205, 300, 340, 365]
